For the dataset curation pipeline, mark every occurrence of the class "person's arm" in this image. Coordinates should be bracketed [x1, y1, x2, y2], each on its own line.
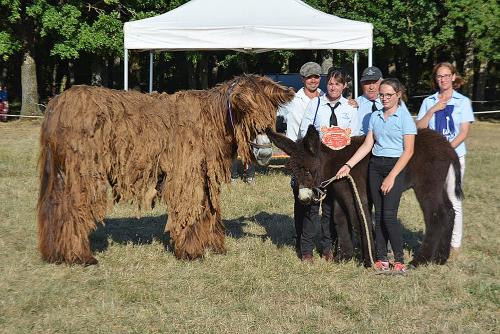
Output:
[347, 98, 358, 108]
[349, 105, 361, 136]
[416, 98, 448, 129]
[450, 122, 471, 149]
[298, 99, 317, 139]
[336, 131, 374, 178]
[380, 134, 415, 195]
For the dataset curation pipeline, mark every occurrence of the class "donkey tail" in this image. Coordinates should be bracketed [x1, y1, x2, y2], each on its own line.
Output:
[452, 158, 464, 200]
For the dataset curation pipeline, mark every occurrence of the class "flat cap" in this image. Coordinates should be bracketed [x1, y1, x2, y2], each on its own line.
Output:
[300, 62, 322, 77]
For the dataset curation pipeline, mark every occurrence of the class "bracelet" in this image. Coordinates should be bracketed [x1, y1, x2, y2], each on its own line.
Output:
[343, 163, 352, 169]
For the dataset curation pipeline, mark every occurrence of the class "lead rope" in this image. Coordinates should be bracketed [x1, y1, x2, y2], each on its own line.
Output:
[319, 174, 375, 267]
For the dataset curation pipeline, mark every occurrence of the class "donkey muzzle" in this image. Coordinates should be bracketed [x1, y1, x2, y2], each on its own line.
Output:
[251, 134, 273, 166]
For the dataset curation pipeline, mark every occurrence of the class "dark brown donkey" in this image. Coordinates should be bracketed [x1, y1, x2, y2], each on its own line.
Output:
[267, 125, 463, 267]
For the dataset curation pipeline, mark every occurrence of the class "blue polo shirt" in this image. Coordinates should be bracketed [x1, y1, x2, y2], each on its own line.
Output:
[417, 90, 474, 157]
[369, 105, 417, 157]
[356, 95, 411, 135]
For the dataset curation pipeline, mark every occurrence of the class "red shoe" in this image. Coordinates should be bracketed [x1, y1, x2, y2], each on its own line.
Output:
[374, 260, 390, 272]
[392, 262, 407, 274]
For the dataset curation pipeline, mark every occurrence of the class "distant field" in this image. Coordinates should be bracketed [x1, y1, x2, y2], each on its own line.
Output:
[0, 120, 498, 333]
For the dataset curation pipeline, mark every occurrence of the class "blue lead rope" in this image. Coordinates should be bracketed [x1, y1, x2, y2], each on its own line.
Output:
[226, 80, 239, 134]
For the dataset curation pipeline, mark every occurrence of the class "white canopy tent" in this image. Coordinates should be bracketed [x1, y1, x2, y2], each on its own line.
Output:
[123, 0, 373, 96]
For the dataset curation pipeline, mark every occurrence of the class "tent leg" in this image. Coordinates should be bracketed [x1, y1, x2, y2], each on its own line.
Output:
[368, 48, 373, 67]
[149, 51, 154, 93]
[124, 48, 129, 91]
[354, 51, 359, 98]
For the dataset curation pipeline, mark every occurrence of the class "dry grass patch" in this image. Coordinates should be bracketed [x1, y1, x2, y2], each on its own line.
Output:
[0, 120, 498, 333]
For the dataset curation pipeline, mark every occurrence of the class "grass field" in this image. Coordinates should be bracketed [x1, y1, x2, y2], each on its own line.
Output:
[0, 120, 498, 333]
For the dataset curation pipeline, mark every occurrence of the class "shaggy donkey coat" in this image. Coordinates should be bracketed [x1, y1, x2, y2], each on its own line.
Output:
[267, 125, 463, 267]
[38, 75, 294, 265]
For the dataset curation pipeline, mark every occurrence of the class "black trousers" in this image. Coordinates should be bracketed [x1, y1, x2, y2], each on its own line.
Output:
[292, 178, 334, 256]
[368, 156, 406, 263]
[231, 159, 255, 179]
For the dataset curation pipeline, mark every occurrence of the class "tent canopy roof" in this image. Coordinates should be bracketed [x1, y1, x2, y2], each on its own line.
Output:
[124, 0, 373, 53]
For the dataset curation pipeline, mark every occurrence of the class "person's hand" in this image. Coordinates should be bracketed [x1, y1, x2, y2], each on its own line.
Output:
[381, 175, 395, 195]
[347, 98, 358, 108]
[336, 164, 351, 179]
[430, 97, 449, 113]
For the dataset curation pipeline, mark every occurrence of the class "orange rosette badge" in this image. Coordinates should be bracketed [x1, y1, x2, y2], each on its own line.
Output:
[320, 126, 351, 150]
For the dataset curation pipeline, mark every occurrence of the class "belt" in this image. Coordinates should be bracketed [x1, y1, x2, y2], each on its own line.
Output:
[371, 155, 399, 161]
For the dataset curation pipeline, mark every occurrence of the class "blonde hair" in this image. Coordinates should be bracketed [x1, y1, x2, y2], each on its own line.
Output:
[431, 62, 464, 90]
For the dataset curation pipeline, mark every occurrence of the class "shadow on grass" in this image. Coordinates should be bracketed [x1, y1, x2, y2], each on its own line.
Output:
[90, 211, 295, 254]
[90, 214, 170, 253]
[253, 157, 292, 176]
[401, 221, 425, 256]
[225, 212, 295, 248]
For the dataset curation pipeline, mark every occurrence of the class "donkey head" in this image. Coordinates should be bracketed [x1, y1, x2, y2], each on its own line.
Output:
[266, 125, 325, 204]
[228, 75, 295, 166]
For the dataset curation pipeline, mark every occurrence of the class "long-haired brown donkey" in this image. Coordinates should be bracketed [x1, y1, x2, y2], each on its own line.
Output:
[37, 75, 294, 265]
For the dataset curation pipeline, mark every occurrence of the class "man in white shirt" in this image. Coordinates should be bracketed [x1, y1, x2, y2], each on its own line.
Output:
[278, 62, 324, 141]
[276, 62, 326, 262]
[355, 66, 384, 135]
[355, 66, 410, 135]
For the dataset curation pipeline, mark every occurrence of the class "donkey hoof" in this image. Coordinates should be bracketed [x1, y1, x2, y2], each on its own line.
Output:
[78, 256, 99, 266]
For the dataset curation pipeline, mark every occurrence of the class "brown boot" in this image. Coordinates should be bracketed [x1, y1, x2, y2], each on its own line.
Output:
[301, 253, 313, 264]
[322, 249, 334, 262]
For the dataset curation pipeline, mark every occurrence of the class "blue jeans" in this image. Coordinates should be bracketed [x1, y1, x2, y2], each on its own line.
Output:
[369, 156, 406, 263]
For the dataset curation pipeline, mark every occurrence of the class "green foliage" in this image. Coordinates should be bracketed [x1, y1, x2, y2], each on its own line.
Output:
[0, 31, 21, 61]
[438, 0, 500, 61]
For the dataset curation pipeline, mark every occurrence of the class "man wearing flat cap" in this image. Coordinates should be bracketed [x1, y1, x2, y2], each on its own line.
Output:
[278, 61, 324, 141]
[277, 61, 326, 261]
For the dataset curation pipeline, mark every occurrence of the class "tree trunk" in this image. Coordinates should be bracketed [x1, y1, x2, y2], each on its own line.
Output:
[20, 51, 41, 116]
[462, 39, 475, 96]
[474, 59, 488, 101]
[199, 53, 209, 89]
[91, 58, 103, 86]
[187, 53, 197, 89]
[320, 51, 333, 75]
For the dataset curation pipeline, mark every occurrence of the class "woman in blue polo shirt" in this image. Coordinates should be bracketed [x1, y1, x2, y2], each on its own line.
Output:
[336, 78, 416, 273]
[416, 62, 474, 255]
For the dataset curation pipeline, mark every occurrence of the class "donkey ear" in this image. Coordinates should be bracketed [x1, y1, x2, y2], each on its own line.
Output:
[303, 125, 321, 155]
[265, 128, 297, 156]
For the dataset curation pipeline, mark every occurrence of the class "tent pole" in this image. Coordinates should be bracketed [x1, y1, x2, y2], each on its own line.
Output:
[124, 48, 129, 91]
[368, 48, 373, 67]
[149, 51, 154, 93]
[354, 51, 359, 98]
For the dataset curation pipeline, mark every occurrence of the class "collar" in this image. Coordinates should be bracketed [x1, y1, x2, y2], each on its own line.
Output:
[320, 95, 348, 106]
[375, 104, 404, 119]
[358, 94, 381, 105]
[296, 87, 323, 101]
[429, 90, 461, 101]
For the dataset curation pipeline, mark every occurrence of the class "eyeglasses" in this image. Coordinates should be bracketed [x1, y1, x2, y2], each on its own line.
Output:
[436, 74, 453, 80]
[379, 92, 397, 99]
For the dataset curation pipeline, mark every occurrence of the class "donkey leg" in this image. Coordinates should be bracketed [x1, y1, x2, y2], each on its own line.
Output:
[38, 173, 99, 265]
[167, 186, 225, 260]
[351, 196, 375, 268]
[433, 192, 455, 264]
[410, 195, 446, 267]
[332, 200, 354, 262]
